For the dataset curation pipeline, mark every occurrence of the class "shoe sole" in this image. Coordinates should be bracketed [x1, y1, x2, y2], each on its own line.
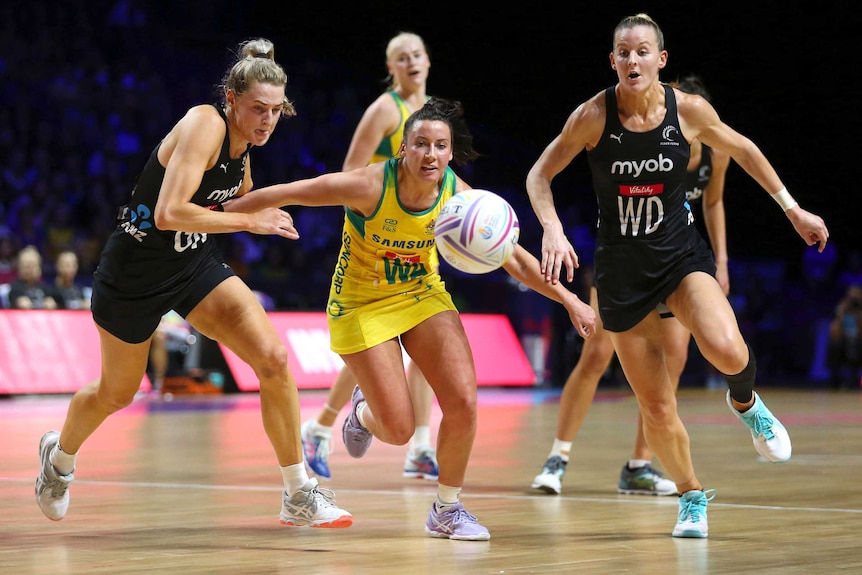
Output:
[280, 515, 353, 528]
[424, 527, 491, 541]
[531, 482, 561, 495]
[618, 488, 678, 496]
[672, 528, 708, 538]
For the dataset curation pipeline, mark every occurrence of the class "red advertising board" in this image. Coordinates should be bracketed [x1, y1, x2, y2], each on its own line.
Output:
[0, 310, 536, 394]
[219, 312, 537, 391]
[0, 310, 151, 395]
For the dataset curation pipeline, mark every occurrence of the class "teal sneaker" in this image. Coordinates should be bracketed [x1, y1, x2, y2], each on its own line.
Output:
[672, 489, 716, 538]
[726, 391, 791, 462]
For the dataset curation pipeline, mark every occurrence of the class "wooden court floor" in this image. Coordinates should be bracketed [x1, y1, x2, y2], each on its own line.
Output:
[1, 386, 861, 575]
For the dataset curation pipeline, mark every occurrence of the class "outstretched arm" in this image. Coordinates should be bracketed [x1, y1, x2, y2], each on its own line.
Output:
[682, 93, 830, 252]
[503, 244, 596, 338]
[526, 94, 605, 284]
[224, 165, 384, 216]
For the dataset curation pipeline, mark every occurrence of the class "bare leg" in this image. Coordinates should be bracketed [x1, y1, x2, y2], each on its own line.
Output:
[189, 278, 302, 466]
[345, 311, 476, 488]
[554, 287, 614, 444]
[610, 313, 701, 494]
[149, 328, 168, 391]
[315, 353, 434, 431]
[406, 360, 434, 431]
[60, 328, 152, 454]
[630, 317, 692, 460]
[315, 367, 358, 427]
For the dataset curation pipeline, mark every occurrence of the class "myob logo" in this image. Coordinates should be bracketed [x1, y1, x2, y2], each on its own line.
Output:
[611, 154, 674, 178]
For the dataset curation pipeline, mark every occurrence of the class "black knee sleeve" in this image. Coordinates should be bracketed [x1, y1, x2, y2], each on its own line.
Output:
[724, 344, 756, 404]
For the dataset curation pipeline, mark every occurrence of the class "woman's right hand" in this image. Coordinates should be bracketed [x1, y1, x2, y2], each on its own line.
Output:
[541, 225, 579, 285]
[250, 207, 299, 239]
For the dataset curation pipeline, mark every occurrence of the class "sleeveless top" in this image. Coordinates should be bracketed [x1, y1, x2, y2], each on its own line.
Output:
[370, 90, 426, 163]
[96, 105, 250, 285]
[330, 157, 452, 295]
[586, 85, 714, 331]
[326, 158, 456, 352]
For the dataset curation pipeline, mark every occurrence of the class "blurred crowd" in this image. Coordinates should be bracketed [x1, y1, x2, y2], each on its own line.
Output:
[0, 2, 858, 388]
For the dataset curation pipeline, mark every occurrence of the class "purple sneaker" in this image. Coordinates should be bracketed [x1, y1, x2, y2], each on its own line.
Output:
[424, 502, 490, 541]
[342, 386, 372, 458]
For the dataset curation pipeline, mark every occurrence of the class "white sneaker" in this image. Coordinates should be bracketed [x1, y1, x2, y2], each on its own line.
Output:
[35, 431, 74, 521]
[531, 456, 567, 495]
[672, 489, 716, 538]
[726, 391, 791, 462]
[280, 478, 353, 528]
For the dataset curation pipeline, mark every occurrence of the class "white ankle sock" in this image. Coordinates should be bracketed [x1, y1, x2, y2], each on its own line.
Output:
[409, 425, 431, 454]
[550, 439, 571, 462]
[51, 444, 76, 476]
[281, 463, 310, 496]
[356, 401, 369, 428]
[311, 419, 332, 436]
[436, 483, 462, 509]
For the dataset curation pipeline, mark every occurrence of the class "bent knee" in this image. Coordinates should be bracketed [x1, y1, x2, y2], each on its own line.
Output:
[390, 424, 414, 446]
[440, 398, 477, 429]
[711, 338, 749, 374]
[638, 397, 677, 425]
[580, 341, 615, 372]
[95, 386, 137, 413]
[250, 342, 289, 381]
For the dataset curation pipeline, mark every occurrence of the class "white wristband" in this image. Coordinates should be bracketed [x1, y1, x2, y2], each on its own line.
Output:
[771, 187, 798, 212]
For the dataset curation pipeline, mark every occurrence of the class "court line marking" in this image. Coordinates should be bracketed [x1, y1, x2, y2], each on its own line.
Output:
[5, 477, 861, 514]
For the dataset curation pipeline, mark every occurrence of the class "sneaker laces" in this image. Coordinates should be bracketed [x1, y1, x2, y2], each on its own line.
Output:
[543, 457, 565, 475]
[44, 473, 71, 498]
[750, 411, 777, 440]
[678, 489, 716, 523]
[440, 504, 479, 526]
[309, 483, 340, 509]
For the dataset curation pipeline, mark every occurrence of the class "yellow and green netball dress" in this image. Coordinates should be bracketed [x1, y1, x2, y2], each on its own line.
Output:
[326, 158, 457, 354]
